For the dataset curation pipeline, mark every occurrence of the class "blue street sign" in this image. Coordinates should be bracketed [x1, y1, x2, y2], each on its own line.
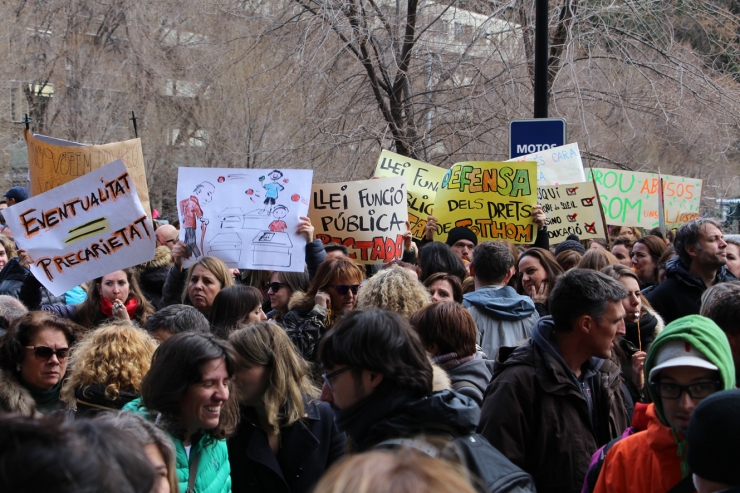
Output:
[509, 118, 567, 158]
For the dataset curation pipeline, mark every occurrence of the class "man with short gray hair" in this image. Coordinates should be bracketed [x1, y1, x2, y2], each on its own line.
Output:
[143, 304, 209, 343]
[648, 218, 737, 324]
[477, 269, 631, 493]
[463, 241, 538, 361]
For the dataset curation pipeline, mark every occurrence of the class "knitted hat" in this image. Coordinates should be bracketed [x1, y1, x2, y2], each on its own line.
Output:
[446, 227, 478, 247]
[554, 234, 586, 256]
[687, 389, 740, 486]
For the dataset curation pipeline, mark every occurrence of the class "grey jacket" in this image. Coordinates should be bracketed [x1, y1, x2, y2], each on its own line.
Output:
[463, 285, 539, 361]
[443, 352, 492, 408]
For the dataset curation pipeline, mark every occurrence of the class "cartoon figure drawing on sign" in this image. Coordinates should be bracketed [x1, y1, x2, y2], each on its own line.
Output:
[260, 170, 285, 214]
[268, 205, 288, 232]
[180, 181, 214, 258]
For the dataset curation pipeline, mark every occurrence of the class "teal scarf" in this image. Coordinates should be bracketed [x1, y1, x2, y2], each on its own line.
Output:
[21, 377, 62, 414]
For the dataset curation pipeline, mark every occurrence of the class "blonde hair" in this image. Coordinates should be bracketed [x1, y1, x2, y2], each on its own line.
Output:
[229, 322, 319, 435]
[313, 450, 477, 493]
[356, 266, 431, 319]
[61, 322, 158, 408]
[182, 256, 234, 304]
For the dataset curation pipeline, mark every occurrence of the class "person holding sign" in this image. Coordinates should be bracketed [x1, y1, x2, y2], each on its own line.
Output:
[18, 250, 153, 329]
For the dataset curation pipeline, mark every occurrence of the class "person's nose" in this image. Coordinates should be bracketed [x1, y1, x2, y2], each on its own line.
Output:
[48, 353, 61, 365]
[678, 389, 696, 411]
[259, 311, 267, 321]
[320, 382, 333, 403]
[616, 319, 626, 336]
[214, 382, 229, 402]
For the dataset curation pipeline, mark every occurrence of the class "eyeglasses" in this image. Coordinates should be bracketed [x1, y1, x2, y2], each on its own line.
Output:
[165, 238, 178, 245]
[650, 381, 722, 400]
[331, 284, 361, 296]
[322, 366, 352, 391]
[267, 282, 286, 293]
[25, 346, 70, 362]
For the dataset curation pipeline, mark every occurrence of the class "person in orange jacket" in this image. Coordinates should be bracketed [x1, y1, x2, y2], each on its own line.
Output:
[592, 315, 736, 493]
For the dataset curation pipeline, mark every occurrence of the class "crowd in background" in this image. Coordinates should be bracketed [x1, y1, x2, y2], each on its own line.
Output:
[0, 184, 738, 493]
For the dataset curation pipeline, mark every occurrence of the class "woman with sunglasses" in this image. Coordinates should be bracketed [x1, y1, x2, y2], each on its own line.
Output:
[228, 322, 345, 493]
[265, 270, 310, 325]
[282, 257, 364, 362]
[0, 312, 79, 415]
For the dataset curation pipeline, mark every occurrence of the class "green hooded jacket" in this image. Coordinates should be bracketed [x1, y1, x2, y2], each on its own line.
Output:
[644, 315, 736, 478]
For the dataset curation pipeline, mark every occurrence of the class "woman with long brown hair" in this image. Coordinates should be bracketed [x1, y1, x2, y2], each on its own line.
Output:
[281, 257, 364, 361]
[228, 322, 345, 493]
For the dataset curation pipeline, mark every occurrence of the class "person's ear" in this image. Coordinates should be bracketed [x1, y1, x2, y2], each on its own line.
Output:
[574, 314, 592, 334]
[367, 371, 384, 389]
[503, 265, 516, 284]
[685, 243, 699, 260]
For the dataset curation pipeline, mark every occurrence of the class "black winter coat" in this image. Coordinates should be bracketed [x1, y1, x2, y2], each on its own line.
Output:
[227, 400, 345, 493]
[646, 257, 737, 325]
[477, 318, 630, 493]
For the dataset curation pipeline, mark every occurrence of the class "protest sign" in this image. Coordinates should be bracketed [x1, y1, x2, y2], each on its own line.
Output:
[538, 181, 606, 244]
[585, 168, 702, 228]
[3, 159, 155, 296]
[25, 130, 151, 214]
[310, 177, 408, 264]
[432, 161, 538, 244]
[374, 150, 447, 240]
[506, 143, 585, 186]
[177, 168, 313, 272]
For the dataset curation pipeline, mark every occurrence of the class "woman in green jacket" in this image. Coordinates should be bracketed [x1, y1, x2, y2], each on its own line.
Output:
[124, 332, 238, 493]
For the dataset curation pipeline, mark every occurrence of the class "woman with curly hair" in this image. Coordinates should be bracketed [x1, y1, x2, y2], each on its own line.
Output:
[60, 322, 158, 416]
[356, 266, 431, 319]
[282, 256, 364, 361]
[0, 311, 80, 415]
[228, 322, 345, 493]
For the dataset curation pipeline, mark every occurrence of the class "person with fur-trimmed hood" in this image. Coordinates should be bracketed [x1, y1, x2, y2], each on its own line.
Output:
[134, 245, 173, 310]
[281, 257, 364, 362]
[592, 315, 736, 493]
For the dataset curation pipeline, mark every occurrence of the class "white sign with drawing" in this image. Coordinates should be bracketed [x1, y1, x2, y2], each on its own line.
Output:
[176, 168, 314, 272]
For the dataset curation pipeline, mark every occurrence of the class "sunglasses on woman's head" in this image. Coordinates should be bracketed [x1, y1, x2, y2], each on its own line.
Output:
[25, 346, 70, 362]
[332, 284, 361, 296]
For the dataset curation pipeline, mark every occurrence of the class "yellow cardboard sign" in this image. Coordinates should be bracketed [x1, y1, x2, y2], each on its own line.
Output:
[374, 150, 447, 240]
[433, 161, 538, 244]
[24, 130, 151, 215]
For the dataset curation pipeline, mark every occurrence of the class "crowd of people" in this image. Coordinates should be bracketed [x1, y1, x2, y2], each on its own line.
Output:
[0, 183, 738, 493]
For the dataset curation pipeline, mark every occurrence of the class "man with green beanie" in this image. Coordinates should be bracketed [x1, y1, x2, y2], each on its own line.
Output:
[593, 315, 735, 493]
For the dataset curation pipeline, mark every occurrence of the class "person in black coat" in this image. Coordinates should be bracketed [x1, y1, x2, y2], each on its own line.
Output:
[228, 322, 345, 493]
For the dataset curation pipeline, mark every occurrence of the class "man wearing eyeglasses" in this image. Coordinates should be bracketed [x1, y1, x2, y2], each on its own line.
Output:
[592, 315, 736, 493]
[317, 309, 537, 492]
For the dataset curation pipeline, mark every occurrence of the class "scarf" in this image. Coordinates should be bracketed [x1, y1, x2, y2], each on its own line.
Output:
[100, 297, 139, 319]
[21, 377, 62, 414]
[334, 388, 411, 450]
[432, 352, 476, 371]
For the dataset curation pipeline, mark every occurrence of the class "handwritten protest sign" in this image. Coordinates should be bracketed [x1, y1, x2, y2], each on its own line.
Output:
[538, 181, 606, 244]
[3, 159, 155, 296]
[506, 143, 585, 186]
[177, 168, 313, 272]
[585, 168, 702, 228]
[374, 150, 447, 240]
[25, 130, 151, 215]
[432, 161, 538, 244]
[310, 177, 408, 264]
